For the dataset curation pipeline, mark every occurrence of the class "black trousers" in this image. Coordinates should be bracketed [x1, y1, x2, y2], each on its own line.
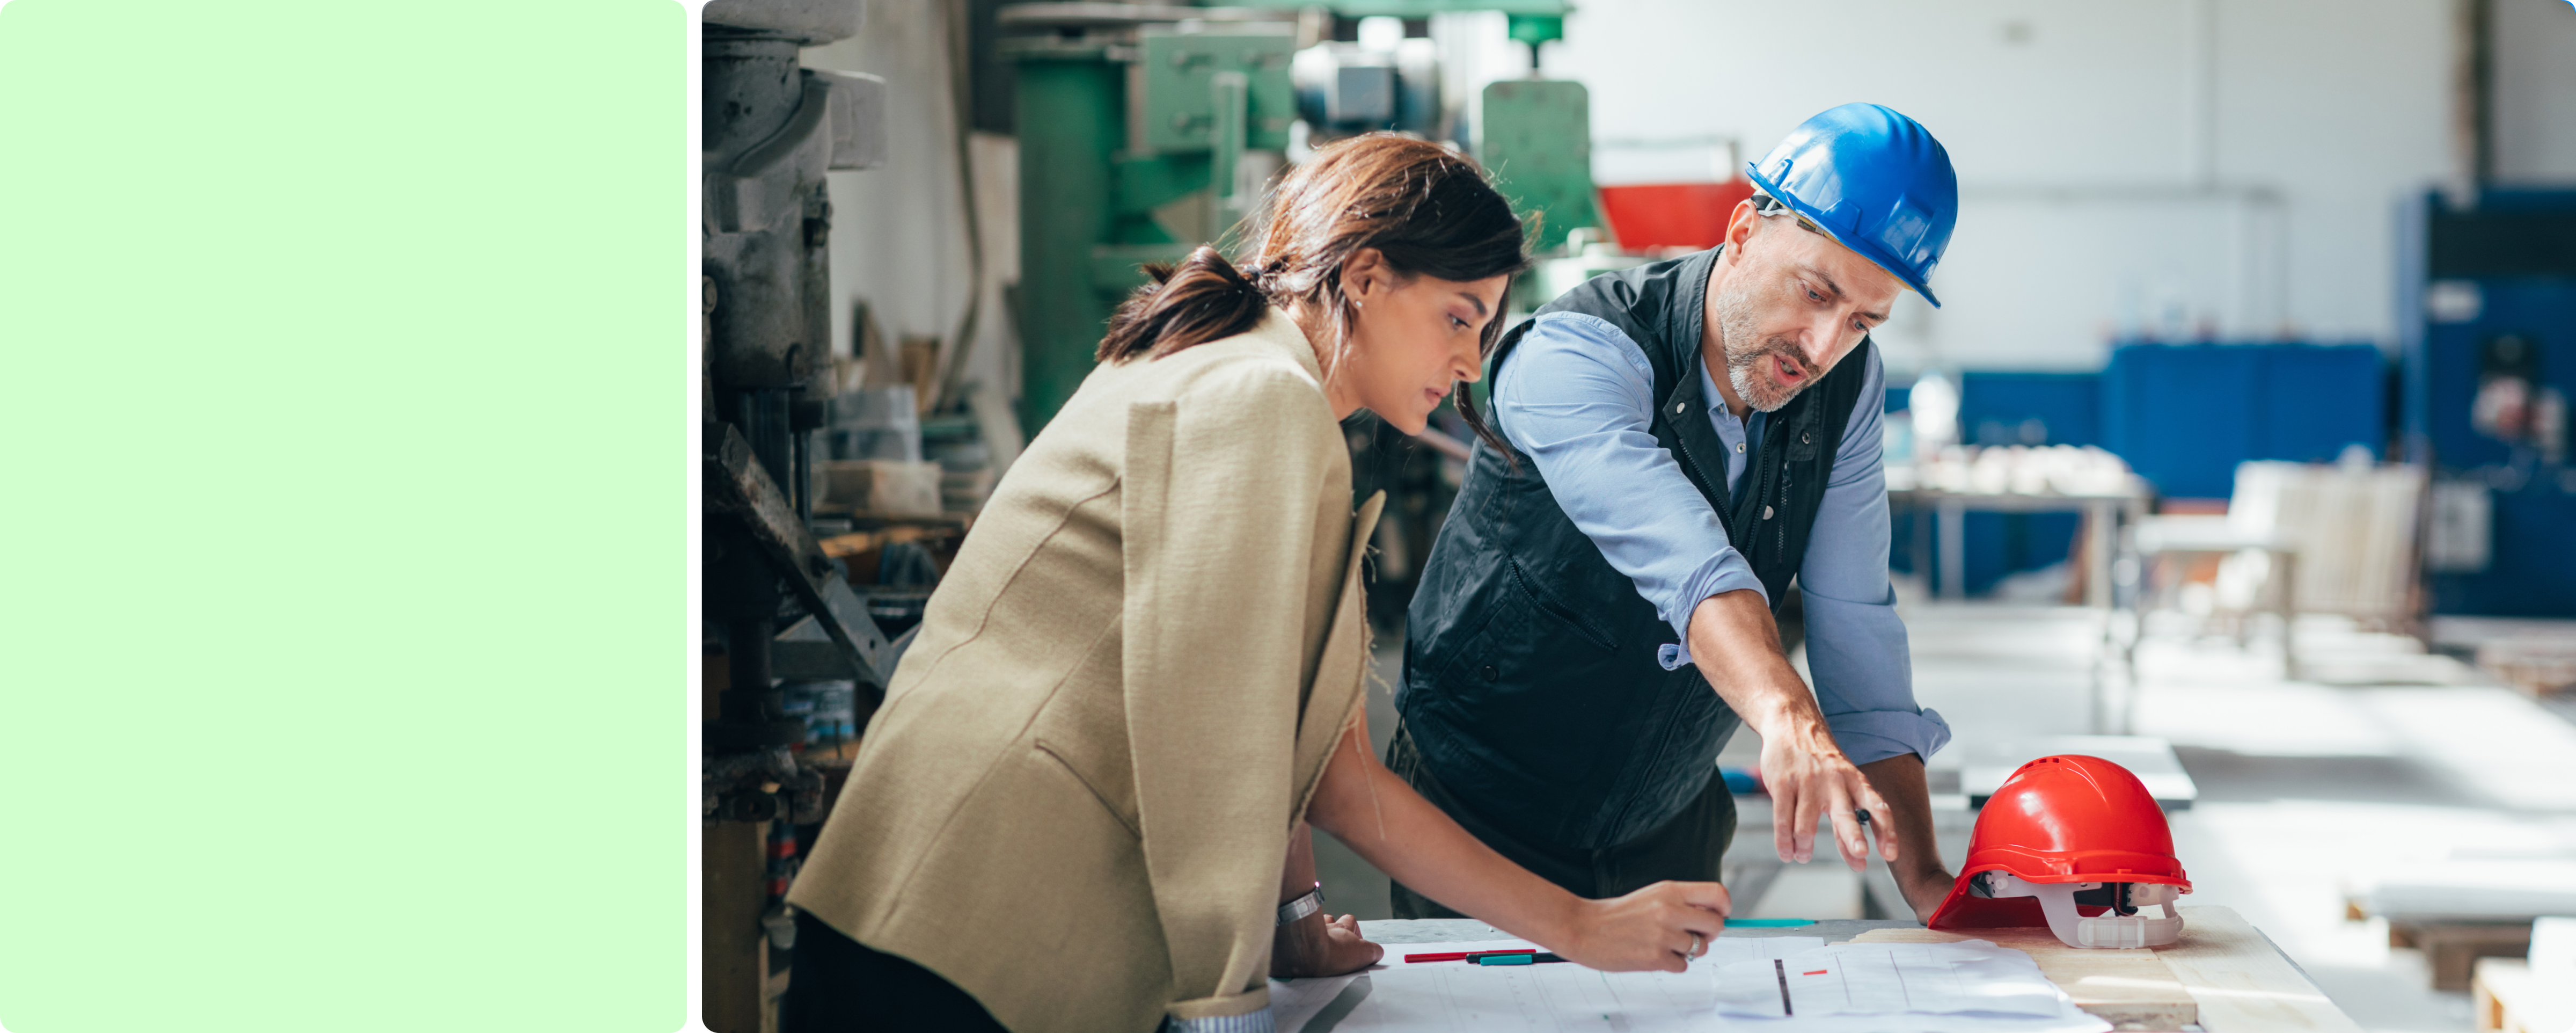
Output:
[1383, 719, 1737, 919]
[777, 910, 1010, 1033]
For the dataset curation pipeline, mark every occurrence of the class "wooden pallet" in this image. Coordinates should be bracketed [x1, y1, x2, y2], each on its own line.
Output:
[2388, 920, 2533, 992]
[2475, 958, 2575, 1033]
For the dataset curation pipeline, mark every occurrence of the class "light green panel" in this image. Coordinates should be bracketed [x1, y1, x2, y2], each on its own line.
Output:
[1232, 0, 1570, 14]
[0, 1, 683, 1031]
[1480, 78, 1600, 253]
[1138, 27, 1297, 154]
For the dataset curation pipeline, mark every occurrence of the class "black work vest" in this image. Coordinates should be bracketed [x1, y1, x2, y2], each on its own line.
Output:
[1399, 248, 1875, 849]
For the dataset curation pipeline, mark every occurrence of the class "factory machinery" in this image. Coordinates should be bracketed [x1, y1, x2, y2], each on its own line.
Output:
[993, 0, 1596, 621]
[994, 0, 1593, 434]
[2403, 189, 2576, 616]
[701, 0, 898, 821]
[697, 0, 913, 1028]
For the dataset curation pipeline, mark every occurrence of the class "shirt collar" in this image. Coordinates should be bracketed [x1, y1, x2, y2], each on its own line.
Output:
[1697, 340, 1765, 435]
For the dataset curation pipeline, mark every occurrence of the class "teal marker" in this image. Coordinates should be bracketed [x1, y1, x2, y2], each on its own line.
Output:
[1473, 952, 1568, 965]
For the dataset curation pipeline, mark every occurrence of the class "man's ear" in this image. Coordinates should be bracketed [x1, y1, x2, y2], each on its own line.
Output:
[1721, 200, 1763, 257]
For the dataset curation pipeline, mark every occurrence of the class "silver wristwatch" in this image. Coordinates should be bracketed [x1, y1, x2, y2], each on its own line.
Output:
[1276, 883, 1325, 926]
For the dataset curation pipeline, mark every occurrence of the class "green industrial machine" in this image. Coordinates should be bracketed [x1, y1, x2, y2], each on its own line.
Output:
[1000, 1, 1597, 431]
[1232, 0, 1595, 262]
[990, 0, 1593, 623]
[999, 5, 1297, 433]
[1234, 0, 1567, 32]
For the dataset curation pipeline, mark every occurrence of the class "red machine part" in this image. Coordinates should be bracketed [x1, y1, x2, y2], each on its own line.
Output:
[1595, 180, 1757, 251]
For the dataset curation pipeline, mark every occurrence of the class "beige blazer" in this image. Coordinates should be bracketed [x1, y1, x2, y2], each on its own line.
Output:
[788, 309, 1383, 1032]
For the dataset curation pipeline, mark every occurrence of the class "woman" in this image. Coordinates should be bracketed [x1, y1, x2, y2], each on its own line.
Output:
[781, 135, 1732, 1033]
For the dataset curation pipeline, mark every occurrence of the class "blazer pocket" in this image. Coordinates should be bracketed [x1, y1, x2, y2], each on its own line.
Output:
[1032, 738, 1141, 839]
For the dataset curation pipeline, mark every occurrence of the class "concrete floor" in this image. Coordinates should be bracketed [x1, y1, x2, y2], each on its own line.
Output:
[1310, 597, 2576, 1032]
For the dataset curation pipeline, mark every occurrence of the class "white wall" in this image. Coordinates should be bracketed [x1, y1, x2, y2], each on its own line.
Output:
[1464, 0, 2466, 374]
[2492, 0, 2576, 184]
[802, 0, 2570, 387]
[799, 5, 1015, 408]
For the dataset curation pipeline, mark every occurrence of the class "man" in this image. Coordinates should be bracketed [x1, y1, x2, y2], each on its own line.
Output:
[1393, 104, 1960, 921]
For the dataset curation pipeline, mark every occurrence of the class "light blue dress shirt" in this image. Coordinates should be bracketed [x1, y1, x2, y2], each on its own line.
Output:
[1488, 311, 1950, 766]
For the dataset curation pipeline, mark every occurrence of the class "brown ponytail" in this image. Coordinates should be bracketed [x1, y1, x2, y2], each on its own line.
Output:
[1095, 245, 1269, 362]
[1093, 134, 1531, 454]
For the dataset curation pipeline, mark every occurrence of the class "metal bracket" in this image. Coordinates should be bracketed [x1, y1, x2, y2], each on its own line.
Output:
[705, 421, 892, 688]
[775, 581, 926, 691]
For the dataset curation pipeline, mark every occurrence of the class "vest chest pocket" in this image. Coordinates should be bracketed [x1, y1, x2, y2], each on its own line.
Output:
[1786, 409, 1823, 463]
[1506, 560, 1619, 653]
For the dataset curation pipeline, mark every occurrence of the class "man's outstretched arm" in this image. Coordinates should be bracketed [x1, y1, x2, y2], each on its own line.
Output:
[1685, 590, 1893, 869]
[1795, 345, 1953, 918]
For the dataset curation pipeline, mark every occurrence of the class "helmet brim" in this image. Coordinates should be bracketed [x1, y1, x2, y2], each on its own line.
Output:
[1925, 863, 2194, 931]
[1744, 164, 1943, 309]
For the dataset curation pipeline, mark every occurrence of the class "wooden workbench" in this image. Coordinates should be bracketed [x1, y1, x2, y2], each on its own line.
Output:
[1353, 905, 2360, 1031]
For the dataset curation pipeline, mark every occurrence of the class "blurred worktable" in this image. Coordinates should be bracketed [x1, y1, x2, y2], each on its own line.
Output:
[1885, 463, 2154, 608]
[1345, 905, 2360, 1031]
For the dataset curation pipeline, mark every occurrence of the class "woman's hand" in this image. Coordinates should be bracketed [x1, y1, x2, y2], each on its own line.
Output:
[1305, 718, 1733, 974]
[1550, 881, 1732, 973]
[1272, 913, 1384, 978]
[1271, 824, 1384, 978]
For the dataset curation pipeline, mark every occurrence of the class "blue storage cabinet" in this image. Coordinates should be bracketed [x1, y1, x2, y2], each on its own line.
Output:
[2101, 343, 2384, 500]
[1961, 372, 2103, 449]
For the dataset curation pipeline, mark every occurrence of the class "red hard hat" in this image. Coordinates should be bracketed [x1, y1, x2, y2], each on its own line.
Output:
[1927, 755, 2191, 931]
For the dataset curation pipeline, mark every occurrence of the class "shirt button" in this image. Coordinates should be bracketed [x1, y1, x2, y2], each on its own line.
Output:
[1480, 665, 1498, 682]
[1762, 505, 1775, 519]
[1673, 402, 1687, 414]
[1735, 442, 1745, 453]
[1802, 431, 1812, 444]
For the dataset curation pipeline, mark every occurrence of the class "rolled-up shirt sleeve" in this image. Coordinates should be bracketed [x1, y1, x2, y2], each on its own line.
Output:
[1800, 348, 1950, 766]
[1491, 314, 1763, 640]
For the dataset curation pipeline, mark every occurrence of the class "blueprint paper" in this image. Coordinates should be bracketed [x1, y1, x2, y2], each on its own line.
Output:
[1697, 936, 1828, 972]
[1710, 940, 2107, 1032]
[1721, 1009, 2111, 1033]
[1290, 937, 1824, 1032]
[1278, 936, 2111, 1032]
[1270, 973, 1363, 1033]
[1716, 997, 2111, 1033]
[1711, 940, 2057, 1017]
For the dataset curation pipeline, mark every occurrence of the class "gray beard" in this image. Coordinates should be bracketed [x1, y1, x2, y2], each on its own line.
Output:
[1713, 286, 1801, 413]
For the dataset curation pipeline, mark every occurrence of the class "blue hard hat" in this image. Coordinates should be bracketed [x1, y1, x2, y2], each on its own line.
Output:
[1745, 103, 1958, 307]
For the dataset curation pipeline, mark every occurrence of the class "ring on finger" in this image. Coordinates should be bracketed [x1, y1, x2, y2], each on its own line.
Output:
[1688, 932, 1703, 958]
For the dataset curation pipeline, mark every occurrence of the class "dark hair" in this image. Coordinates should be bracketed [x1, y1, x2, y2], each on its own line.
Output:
[1095, 133, 1530, 452]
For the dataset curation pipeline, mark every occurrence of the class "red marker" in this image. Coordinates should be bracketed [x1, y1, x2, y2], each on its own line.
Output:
[1404, 948, 1536, 963]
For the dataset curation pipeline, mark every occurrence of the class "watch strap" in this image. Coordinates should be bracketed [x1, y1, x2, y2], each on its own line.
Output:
[1275, 884, 1325, 927]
